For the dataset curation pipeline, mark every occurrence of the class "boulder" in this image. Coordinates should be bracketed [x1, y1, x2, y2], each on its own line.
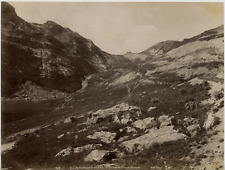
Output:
[73, 144, 102, 153]
[132, 117, 157, 130]
[158, 115, 174, 128]
[84, 150, 108, 162]
[204, 112, 215, 130]
[148, 106, 157, 112]
[55, 147, 72, 157]
[183, 117, 200, 136]
[186, 124, 200, 136]
[64, 117, 72, 123]
[124, 127, 137, 133]
[84, 149, 121, 162]
[120, 113, 132, 124]
[55, 144, 102, 157]
[183, 117, 199, 126]
[87, 131, 116, 144]
[64, 116, 77, 123]
[118, 136, 129, 143]
[57, 134, 64, 139]
[120, 126, 186, 153]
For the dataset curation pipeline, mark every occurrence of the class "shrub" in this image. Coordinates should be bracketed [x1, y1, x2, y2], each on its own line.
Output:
[219, 138, 224, 143]
[151, 98, 160, 104]
[103, 152, 117, 162]
[185, 101, 198, 111]
[179, 88, 188, 94]
[213, 117, 220, 126]
[214, 91, 224, 100]
[213, 108, 219, 112]
[200, 81, 211, 91]
[219, 100, 224, 108]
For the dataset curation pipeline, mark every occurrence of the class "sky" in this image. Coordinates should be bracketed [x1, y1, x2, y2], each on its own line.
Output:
[8, 2, 224, 54]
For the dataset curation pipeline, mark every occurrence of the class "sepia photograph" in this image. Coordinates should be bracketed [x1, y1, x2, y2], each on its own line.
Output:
[1, 1, 224, 169]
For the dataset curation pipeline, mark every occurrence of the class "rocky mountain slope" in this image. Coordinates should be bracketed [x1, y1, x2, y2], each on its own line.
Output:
[1, 2, 224, 170]
[1, 2, 128, 99]
[124, 25, 223, 61]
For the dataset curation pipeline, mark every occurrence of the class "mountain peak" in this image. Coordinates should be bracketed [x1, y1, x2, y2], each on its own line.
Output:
[1, 2, 17, 18]
[44, 20, 62, 27]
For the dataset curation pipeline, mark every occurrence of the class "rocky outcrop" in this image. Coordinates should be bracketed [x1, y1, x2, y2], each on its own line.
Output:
[148, 106, 157, 112]
[142, 40, 181, 57]
[86, 103, 142, 125]
[84, 149, 122, 162]
[132, 117, 157, 130]
[120, 127, 137, 134]
[87, 131, 117, 144]
[183, 117, 201, 136]
[85, 103, 188, 156]
[55, 144, 102, 157]
[84, 150, 108, 162]
[142, 25, 224, 58]
[120, 126, 186, 153]
[158, 115, 174, 128]
[203, 112, 216, 130]
[64, 116, 77, 123]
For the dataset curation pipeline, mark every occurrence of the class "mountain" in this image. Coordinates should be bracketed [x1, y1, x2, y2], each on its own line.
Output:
[142, 25, 224, 79]
[124, 25, 223, 62]
[142, 40, 181, 56]
[1, 2, 128, 98]
[141, 25, 224, 58]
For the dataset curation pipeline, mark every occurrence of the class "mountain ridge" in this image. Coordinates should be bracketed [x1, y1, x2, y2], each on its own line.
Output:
[1, 2, 129, 98]
[145, 25, 224, 54]
[123, 25, 224, 61]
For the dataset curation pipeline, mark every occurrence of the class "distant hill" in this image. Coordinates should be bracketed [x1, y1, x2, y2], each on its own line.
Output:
[123, 25, 224, 61]
[143, 25, 224, 57]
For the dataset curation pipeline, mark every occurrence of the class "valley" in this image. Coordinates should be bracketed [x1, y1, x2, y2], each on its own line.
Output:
[1, 2, 224, 170]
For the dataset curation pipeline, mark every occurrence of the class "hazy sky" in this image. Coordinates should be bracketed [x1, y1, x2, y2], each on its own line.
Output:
[9, 2, 224, 54]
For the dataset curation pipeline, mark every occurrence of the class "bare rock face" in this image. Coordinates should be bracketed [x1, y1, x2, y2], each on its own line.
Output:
[132, 117, 157, 130]
[64, 116, 77, 123]
[87, 131, 117, 144]
[85, 104, 188, 156]
[55, 144, 102, 157]
[86, 103, 142, 125]
[121, 127, 137, 134]
[203, 112, 215, 130]
[183, 117, 201, 136]
[120, 126, 186, 153]
[55, 147, 72, 157]
[84, 149, 121, 162]
[186, 125, 201, 136]
[84, 150, 108, 162]
[158, 115, 174, 128]
[148, 106, 157, 112]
